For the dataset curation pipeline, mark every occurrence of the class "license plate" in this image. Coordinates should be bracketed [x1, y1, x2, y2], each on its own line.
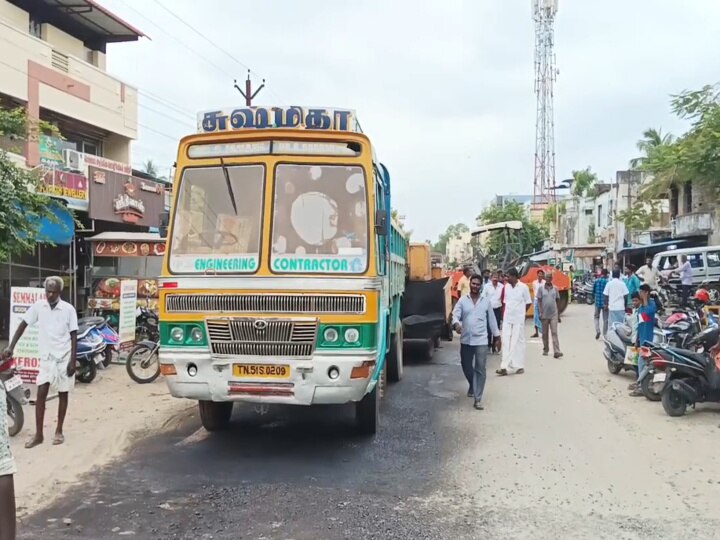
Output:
[233, 364, 290, 379]
[653, 372, 667, 383]
[4, 375, 22, 392]
[94, 354, 105, 365]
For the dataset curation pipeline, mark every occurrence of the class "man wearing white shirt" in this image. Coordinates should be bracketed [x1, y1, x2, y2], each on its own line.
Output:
[483, 272, 505, 353]
[636, 257, 660, 289]
[3, 276, 78, 449]
[603, 269, 630, 327]
[497, 268, 532, 376]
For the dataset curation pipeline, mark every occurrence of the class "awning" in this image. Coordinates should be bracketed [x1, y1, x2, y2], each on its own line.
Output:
[33, 203, 75, 245]
[617, 239, 688, 256]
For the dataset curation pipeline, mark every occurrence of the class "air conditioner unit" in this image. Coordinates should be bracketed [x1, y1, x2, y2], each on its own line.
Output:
[63, 149, 84, 172]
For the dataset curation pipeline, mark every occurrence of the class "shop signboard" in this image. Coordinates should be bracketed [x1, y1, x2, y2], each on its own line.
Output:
[88, 166, 166, 227]
[40, 169, 89, 211]
[38, 134, 65, 168]
[9, 287, 44, 384]
[118, 280, 138, 349]
[93, 240, 166, 257]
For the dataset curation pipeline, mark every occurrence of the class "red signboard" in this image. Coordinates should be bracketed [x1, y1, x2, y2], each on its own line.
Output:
[40, 169, 89, 210]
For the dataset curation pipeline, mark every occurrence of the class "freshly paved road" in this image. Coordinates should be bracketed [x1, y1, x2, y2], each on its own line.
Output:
[18, 305, 720, 539]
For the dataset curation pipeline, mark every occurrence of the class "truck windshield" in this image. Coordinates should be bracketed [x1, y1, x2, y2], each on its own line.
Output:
[169, 165, 264, 273]
[271, 164, 368, 273]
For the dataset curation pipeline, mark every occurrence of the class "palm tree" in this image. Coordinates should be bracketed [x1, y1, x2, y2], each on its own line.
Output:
[629, 128, 674, 169]
[142, 159, 168, 182]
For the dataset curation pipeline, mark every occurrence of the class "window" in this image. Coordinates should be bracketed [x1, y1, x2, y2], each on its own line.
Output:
[271, 164, 368, 274]
[29, 17, 42, 38]
[607, 200, 613, 226]
[597, 204, 602, 227]
[706, 251, 720, 268]
[688, 253, 704, 269]
[684, 182, 692, 214]
[169, 165, 265, 274]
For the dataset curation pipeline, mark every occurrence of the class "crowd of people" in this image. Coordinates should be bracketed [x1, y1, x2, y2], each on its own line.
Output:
[451, 266, 564, 410]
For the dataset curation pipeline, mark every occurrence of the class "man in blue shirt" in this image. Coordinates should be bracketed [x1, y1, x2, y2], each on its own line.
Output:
[630, 284, 657, 397]
[452, 274, 501, 410]
[625, 264, 641, 310]
[593, 268, 609, 339]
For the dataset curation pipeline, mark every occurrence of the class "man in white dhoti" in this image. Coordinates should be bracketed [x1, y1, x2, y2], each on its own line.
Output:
[0, 382, 16, 539]
[3, 277, 78, 449]
[497, 268, 532, 376]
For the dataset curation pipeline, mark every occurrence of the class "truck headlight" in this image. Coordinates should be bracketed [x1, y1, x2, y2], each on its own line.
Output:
[344, 328, 360, 344]
[170, 326, 185, 343]
[323, 327, 339, 343]
[189, 326, 203, 343]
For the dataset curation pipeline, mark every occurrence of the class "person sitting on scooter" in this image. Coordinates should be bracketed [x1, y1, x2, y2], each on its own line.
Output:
[630, 285, 657, 397]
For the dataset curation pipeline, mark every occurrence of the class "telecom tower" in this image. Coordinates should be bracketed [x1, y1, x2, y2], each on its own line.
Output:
[532, 0, 558, 205]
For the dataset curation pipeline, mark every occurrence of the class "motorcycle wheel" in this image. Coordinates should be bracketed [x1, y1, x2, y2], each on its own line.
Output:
[586, 296, 594, 305]
[640, 375, 662, 402]
[102, 347, 114, 367]
[6, 395, 23, 437]
[606, 358, 623, 375]
[126, 343, 160, 384]
[661, 386, 688, 417]
[76, 360, 97, 384]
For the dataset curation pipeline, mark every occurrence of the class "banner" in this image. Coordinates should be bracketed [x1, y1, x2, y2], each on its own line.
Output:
[40, 169, 89, 211]
[88, 167, 166, 227]
[9, 287, 45, 384]
[118, 280, 137, 349]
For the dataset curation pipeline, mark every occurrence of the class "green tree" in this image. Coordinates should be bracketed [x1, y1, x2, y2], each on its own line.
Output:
[543, 201, 566, 225]
[629, 128, 674, 170]
[570, 167, 599, 198]
[641, 84, 720, 197]
[616, 201, 660, 232]
[142, 159, 168, 181]
[476, 201, 548, 264]
[433, 222, 469, 255]
[0, 107, 67, 260]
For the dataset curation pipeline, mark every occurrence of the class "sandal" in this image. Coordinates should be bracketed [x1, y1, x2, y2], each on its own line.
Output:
[516, 368, 525, 375]
[496, 369, 508, 376]
[52, 433, 65, 445]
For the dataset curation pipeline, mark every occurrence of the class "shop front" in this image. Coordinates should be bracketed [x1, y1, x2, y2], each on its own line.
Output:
[85, 232, 165, 324]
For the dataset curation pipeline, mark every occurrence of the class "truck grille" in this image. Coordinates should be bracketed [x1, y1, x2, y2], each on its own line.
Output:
[205, 318, 318, 357]
[165, 294, 365, 314]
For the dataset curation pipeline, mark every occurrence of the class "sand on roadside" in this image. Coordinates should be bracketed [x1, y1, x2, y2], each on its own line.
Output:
[8, 365, 194, 517]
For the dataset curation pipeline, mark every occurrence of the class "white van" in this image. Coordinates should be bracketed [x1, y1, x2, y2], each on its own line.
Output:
[652, 246, 720, 290]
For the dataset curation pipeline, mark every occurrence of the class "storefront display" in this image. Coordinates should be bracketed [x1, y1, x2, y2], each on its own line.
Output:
[86, 233, 165, 319]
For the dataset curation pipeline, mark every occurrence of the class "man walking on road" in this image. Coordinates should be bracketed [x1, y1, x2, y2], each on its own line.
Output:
[452, 275, 501, 410]
[604, 269, 629, 328]
[537, 273, 563, 358]
[3, 277, 78, 449]
[0, 383, 16, 540]
[497, 268, 532, 376]
[483, 271, 504, 353]
[593, 269, 609, 339]
[531, 270, 545, 338]
[625, 264, 641, 310]
[457, 266, 472, 299]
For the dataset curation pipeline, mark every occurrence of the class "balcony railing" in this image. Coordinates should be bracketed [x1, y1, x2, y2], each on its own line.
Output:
[672, 211, 715, 238]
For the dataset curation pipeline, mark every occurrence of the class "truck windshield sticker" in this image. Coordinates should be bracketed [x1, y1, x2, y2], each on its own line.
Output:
[171, 254, 259, 273]
[272, 255, 364, 274]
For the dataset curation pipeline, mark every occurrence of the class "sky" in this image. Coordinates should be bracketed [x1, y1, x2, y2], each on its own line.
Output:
[100, 0, 720, 243]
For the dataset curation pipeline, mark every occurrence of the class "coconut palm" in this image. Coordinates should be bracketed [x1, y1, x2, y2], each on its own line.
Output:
[629, 128, 674, 170]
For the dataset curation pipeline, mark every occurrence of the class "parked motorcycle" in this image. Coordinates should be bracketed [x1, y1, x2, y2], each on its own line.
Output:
[126, 307, 161, 384]
[0, 358, 30, 437]
[572, 278, 595, 305]
[75, 323, 106, 384]
[655, 344, 720, 417]
[78, 316, 120, 367]
[640, 325, 720, 402]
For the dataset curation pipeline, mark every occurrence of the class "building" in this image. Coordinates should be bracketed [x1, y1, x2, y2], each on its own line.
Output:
[446, 231, 472, 266]
[668, 180, 720, 246]
[0, 0, 150, 337]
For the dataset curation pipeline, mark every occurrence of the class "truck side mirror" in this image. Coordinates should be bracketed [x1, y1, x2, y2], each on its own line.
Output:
[375, 209, 388, 236]
[159, 211, 169, 239]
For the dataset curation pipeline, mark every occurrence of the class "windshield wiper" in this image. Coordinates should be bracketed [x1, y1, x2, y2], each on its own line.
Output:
[220, 158, 239, 215]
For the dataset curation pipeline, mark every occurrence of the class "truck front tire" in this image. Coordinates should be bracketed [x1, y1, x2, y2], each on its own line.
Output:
[387, 327, 403, 383]
[355, 383, 379, 435]
[199, 401, 233, 431]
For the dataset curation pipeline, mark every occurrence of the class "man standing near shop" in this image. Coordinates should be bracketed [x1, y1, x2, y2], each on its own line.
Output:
[637, 256, 660, 290]
[483, 272, 505, 353]
[0, 382, 16, 540]
[537, 273, 563, 358]
[676, 254, 693, 306]
[625, 264, 641, 310]
[456, 266, 472, 300]
[452, 275, 501, 410]
[3, 277, 78, 449]
[604, 269, 629, 328]
[497, 268, 532, 376]
[593, 268, 610, 339]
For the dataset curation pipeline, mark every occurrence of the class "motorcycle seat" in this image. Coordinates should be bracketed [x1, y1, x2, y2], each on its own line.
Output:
[615, 324, 633, 343]
[77, 316, 106, 328]
[663, 346, 708, 364]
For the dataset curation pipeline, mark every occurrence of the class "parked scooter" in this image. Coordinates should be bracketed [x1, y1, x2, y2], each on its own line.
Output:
[0, 357, 30, 436]
[603, 320, 666, 375]
[75, 323, 106, 384]
[641, 324, 720, 401]
[78, 316, 120, 367]
[655, 344, 720, 417]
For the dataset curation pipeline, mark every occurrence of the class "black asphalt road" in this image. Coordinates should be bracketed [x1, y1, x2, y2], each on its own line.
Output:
[19, 342, 475, 540]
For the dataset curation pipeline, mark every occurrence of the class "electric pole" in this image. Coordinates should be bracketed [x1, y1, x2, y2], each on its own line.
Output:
[234, 70, 265, 106]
